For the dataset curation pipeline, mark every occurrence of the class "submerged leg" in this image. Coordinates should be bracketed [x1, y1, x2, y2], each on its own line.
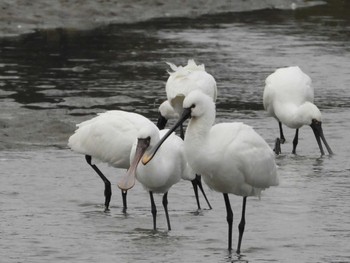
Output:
[85, 155, 111, 212]
[121, 190, 127, 214]
[162, 192, 171, 231]
[236, 196, 247, 255]
[292, 129, 299, 154]
[274, 138, 281, 155]
[223, 193, 233, 251]
[191, 176, 201, 210]
[149, 191, 157, 231]
[278, 122, 286, 144]
[192, 174, 212, 210]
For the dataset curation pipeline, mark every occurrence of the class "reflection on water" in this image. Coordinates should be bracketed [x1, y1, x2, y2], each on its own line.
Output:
[1, 3, 350, 116]
[1, 2, 350, 263]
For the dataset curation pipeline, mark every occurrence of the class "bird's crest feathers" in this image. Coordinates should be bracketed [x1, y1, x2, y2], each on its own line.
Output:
[166, 59, 205, 78]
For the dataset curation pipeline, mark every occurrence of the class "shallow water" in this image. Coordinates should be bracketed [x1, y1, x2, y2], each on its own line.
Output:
[1, 2, 350, 262]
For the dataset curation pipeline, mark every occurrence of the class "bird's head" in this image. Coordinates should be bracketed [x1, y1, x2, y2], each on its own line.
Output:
[142, 91, 215, 165]
[117, 125, 159, 191]
[296, 102, 322, 127]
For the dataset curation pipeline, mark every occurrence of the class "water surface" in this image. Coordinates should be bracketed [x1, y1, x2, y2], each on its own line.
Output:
[1, 2, 350, 262]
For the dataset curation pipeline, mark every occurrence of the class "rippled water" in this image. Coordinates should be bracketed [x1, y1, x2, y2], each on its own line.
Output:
[1, 2, 350, 263]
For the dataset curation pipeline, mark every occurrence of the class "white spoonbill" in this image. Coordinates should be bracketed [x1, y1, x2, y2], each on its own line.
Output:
[157, 59, 217, 132]
[157, 59, 217, 210]
[263, 66, 333, 155]
[118, 127, 190, 231]
[143, 91, 279, 253]
[164, 59, 217, 116]
[68, 110, 157, 212]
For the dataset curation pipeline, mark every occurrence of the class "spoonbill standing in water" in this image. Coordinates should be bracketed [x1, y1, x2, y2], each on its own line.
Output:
[68, 110, 156, 213]
[263, 66, 333, 155]
[118, 126, 192, 231]
[143, 91, 279, 253]
[68, 110, 201, 214]
[157, 59, 217, 210]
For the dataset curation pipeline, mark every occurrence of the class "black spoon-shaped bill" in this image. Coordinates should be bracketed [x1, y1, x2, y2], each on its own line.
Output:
[142, 107, 192, 165]
[310, 119, 333, 156]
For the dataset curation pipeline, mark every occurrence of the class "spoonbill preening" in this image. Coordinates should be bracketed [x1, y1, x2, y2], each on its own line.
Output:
[157, 59, 217, 210]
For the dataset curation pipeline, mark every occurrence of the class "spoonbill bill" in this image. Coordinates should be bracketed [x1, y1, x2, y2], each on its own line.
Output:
[68, 110, 157, 213]
[143, 91, 279, 253]
[157, 59, 217, 210]
[118, 127, 191, 231]
[263, 66, 333, 155]
[158, 100, 212, 210]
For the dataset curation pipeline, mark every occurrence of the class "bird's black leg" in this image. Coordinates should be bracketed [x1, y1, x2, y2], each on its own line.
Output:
[236, 196, 247, 255]
[292, 129, 299, 154]
[274, 138, 281, 155]
[223, 193, 233, 251]
[149, 191, 157, 231]
[85, 155, 111, 212]
[191, 178, 201, 210]
[279, 122, 286, 144]
[156, 113, 168, 130]
[162, 192, 171, 231]
[121, 190, 127, 214]
[192, 174, 212, 210]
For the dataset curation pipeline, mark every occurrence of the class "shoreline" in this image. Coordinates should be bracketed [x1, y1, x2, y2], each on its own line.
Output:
[0, 0, 320, 37]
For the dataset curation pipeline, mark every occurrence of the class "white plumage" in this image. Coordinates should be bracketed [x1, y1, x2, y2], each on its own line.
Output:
[187, 122, 278, 197]
[118, 127, 191, 230]
[156, 60, 216, 210]
[264, 66, 316, 128]
[68, 110, 157, 212]
[68, 110, 199, 214]
[263, 66, 333, 155]
[143, 90, 278, 253]
[69, 110, 156, 168]
[158, 100, 179, 121]
[164, 59, 217, 115]
[133, 129, 191, 191]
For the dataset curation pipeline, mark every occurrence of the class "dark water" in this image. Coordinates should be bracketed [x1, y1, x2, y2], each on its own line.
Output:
[1, 2, 350, 262]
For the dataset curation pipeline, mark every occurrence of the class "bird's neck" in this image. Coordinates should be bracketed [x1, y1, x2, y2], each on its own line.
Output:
[184, 111, 214, 151]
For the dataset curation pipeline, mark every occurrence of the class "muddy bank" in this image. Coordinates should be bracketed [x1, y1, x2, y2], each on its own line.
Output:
[0, 0, 319, 37]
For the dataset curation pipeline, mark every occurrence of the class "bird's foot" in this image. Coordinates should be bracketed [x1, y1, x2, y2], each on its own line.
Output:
[273, 138, 281, 155]
[122, 207, 127, 214]
[193, 209, 204, 216]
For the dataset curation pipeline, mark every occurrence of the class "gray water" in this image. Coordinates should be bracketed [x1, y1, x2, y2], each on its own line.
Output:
[1, 2, 350, 262]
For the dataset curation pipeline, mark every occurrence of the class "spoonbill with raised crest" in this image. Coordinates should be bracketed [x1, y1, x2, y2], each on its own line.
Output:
[157, 59, 217, 210]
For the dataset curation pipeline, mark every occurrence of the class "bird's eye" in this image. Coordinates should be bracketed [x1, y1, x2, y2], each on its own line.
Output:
[191, 104, 195, 109]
